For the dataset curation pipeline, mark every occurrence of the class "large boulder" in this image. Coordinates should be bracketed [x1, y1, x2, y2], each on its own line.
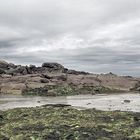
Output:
[26, 65, 41, 74]
[0, 60, 9, 69]
[30, 67, 47, 74]
[8, 63, 17, 69]
[42, 63, 64, 71]
[6, 66, 29, 75]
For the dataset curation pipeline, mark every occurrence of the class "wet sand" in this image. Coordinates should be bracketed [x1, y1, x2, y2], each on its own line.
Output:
[0, 93, 140, 112]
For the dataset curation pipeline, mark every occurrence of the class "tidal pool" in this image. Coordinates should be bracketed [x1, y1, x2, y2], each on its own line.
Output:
[0, 93, 140, 112]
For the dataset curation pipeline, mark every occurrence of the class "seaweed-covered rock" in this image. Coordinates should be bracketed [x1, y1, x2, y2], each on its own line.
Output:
[22, 86, 48, 96]
[1, 106, 140, 140]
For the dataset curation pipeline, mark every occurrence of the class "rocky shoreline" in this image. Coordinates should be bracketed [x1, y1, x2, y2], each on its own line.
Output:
[0, 60, 139, 96]
[0, 60, 140, 140]
[0, 105, 140, 140]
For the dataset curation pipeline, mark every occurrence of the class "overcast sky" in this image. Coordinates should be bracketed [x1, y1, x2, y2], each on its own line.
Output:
[0, 0, 140, 76]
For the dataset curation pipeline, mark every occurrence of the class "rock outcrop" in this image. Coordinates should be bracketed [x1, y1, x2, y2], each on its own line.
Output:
[42, 62, 64, 71]
[0, 60, 91, 76]
[0, 62, 64, 76]
[0, 60, 9, 69]
[0, 60, 139, 95]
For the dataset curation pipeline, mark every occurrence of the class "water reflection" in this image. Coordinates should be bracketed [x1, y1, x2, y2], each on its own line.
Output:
[0, 95, 68, 110]
[0, 93, 140, 112]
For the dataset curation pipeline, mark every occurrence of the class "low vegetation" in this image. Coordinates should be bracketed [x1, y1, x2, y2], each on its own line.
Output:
[22, 85, 122, 96]
[0, 105, 140, 140]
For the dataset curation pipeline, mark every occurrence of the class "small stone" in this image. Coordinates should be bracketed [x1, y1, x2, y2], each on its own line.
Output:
[124, 100, 131, 103]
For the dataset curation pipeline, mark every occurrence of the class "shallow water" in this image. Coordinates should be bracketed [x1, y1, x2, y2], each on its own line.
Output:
[0, 93, 140, 112]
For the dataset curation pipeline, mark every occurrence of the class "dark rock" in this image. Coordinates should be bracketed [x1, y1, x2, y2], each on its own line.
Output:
[0, 68, 6, 74]
[67, 69, 89, 75]
[134, 116, 140, 122]
[41, 74, 52, 79]
[8, 63, 16, 69]
[42, 62, 64, 71]
[24, 66, 31, 74]
[7, 66, 31, 75]
[124, 100, 131, 103]
[42, 104, 71, 107]
[29, 65, 36, 69]
[78, 71, 89, 75]
[6, 64, 39, 75]
[104, 72, 117, 77]
[34, 67, 47, 74]
[123, 76, 133, 79]
[14, 66, 26, 74]
[22, 67, 28, 75]
[67, 70, 79, 75]
[28, 65, 37, 73]
[0, 60, 9, 69]
[0, 114, 4, 120]
[40, 79, 49, 83]
[63, 68, 68, 73]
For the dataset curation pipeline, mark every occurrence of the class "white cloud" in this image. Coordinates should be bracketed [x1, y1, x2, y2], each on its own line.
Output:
[0, 0, 140, 76]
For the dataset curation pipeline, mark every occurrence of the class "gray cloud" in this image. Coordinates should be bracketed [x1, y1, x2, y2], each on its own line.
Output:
[0, 0, 140, 76]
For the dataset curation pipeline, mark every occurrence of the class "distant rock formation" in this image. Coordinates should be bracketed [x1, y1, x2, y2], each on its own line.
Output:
[0, 60, 90, 76]
[42, 62, 64, 71]
[0, 60, 139, 95]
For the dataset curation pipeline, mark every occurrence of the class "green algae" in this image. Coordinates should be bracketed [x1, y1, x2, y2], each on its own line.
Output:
[0, 105, 140, 140]
[22, 85, 122, 96]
